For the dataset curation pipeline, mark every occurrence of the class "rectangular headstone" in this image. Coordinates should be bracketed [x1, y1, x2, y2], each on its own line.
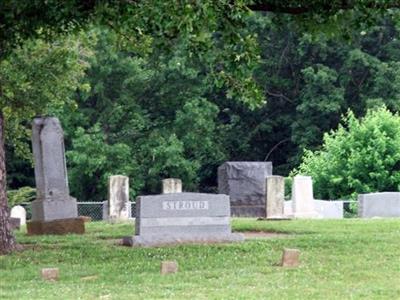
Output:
[265, 176, 285, 219]
[290, 176, 320, 219]
[162, 178, 182, 194]
[358, 192, 400, 218]
[123, 193, 243, 246]
[108, 175, 130, 220]
[218, 161, 273, 217]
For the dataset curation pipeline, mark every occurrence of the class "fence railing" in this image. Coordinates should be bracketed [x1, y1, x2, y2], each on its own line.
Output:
[20, 201, 137, 221]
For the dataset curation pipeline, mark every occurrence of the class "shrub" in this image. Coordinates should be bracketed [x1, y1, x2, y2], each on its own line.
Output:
[7, 186, 35, 207]
[295, 107, 400, 200]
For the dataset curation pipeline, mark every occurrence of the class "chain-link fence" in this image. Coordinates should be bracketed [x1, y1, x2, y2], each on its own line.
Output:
[20, 200, 357, 220]
[20, 201, 137, 221]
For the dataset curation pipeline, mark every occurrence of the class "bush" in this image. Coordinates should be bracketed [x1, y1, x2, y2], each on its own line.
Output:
[7, 186, 35, 207]
[294, 107, 400, 200]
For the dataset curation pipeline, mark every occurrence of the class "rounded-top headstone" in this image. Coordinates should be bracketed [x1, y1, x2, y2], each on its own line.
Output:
[10, 205, 27, 226]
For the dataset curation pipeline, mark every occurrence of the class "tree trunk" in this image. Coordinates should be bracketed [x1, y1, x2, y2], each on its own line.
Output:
[0, 110, 17, 255]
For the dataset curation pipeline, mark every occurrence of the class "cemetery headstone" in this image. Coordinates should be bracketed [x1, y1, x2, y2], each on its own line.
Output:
[162, 178, 182, 194]
[358, 192, 400, 218]
[10, 205, 26, 226]
[103, 175, 130, 221]
[123, 193, 244, 247]
[160, 261, 178, 275]
[27, 117, 84, 235]
[290, 176, 320, 219]
[265, 176, 286, 219]
[41, 268, 59, 281]
[218, 161, 273, 217]
[281, 248, 300, 267]
[284, 200, 343, 219]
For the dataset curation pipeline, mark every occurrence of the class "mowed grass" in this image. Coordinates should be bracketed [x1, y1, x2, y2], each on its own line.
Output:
[1, 219, 400, 299]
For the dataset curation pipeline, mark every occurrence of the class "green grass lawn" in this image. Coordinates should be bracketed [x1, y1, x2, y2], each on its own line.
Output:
[1, 219, 400, 299]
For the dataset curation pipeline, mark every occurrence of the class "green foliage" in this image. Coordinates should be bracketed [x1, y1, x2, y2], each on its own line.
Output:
[67, 126, 140, 201]
[295, 107, 400, 200]
[7, 186, 35, 207]
[1, 34, 92, 189]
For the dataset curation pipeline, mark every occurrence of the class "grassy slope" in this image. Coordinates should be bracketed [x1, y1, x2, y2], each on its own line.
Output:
[1, 219, 400, 299]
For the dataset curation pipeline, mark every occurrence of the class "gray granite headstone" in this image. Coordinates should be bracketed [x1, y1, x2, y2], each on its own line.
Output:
[123, 193, 243, 246]
[358, 192, 400, 218]
[30, 117, 78, 221]
[218, 161, 273, 217]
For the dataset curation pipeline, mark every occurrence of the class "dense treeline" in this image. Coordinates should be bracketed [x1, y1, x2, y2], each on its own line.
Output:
[6, 14, 400, 201]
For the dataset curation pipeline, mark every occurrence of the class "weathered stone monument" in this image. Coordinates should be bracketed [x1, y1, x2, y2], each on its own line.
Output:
[162, 178, 182, 194]
[102, 175, 130, 221]
[160, 261, 178, 275]
[123, 193, 243, 246]
[27, 117, 84, 235]
[281, 248, 300, 267]
[265, 176, 285, 219]
[41, 268, 59, 281]
[290, 176, 320, 218]
[10, 205, 26, 226]
[218, 161, 273, 217]
[358, 192, 400, 218]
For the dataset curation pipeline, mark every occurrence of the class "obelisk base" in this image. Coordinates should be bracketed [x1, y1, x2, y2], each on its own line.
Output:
[27, 218, 85, 235]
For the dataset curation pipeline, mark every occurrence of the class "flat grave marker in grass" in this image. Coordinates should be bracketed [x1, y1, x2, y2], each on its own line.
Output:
[160, 261, 179, 275]
[281, 248, 300, 267]
[41, 268, 59, 281]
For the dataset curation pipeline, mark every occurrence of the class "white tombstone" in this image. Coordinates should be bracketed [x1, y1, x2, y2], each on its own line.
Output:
[265, 176, 285, 219]
[162, 178, 182, 194]
[10, 205, 27, 226]
[284, 200, 343, 219]
[290, 176, 320, 218]
[108, 175, 130, 220]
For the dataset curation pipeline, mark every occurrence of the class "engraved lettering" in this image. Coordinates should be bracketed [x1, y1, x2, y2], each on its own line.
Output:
[162, 201, 209, 210]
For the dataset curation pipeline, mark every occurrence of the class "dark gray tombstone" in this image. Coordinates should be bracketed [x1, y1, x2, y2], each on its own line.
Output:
[27, 117, 84, 235]
[218, 161, 273, 217]
[358, 192, 400, 218]
[123, 193, 243, 246]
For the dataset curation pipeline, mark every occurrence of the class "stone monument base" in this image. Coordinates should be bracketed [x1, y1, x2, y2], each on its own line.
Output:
[27, 218, 85, 235]
[122, 233, 245, 247]
[257, 216, 292, 221]
[291, 212, 321, 219]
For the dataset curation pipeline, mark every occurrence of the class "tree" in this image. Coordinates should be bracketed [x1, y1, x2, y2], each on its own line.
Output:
[1, 0, 399, 254]
[295, 107, 400, 200]
[0, 35, 90, 254]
